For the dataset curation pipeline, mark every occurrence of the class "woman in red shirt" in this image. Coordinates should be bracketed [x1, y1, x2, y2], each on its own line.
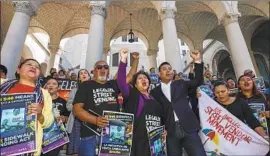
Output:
[0, 59, 54, 156]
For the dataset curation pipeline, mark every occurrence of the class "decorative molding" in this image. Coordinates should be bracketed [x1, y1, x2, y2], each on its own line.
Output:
[91, 5, 106, 18]
[48, 44, 60, 54]
[221, 12, 241, 26]
[160, 7, 176, 21]
[13, 1, 36, 17]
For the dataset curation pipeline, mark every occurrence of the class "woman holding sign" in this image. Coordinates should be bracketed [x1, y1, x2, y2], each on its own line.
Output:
[0, 59, 54, 156]
[117, 48, 170, 156]
[212, 80, 268, 141]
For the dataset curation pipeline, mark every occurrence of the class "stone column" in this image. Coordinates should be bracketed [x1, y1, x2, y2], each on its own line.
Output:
[147, 49, 158, 71]
[102, 48, 109, 61]
[46, 44, 59, 75]
[85, 5, 106, 71]
[160, 7, 183, 72]
[222, 13, 256, 78]
[1, 1, 41, 78]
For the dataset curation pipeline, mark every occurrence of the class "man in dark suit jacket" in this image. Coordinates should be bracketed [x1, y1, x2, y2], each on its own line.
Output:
[151, 51, 206, 156]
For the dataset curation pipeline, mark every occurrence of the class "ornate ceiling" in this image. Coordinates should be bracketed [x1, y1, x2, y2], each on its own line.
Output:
[1, 1, 269, 53]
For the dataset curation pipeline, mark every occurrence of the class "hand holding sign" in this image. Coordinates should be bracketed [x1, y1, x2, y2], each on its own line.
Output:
[96, 116, 109, 128]
[28, 103, 42, 115]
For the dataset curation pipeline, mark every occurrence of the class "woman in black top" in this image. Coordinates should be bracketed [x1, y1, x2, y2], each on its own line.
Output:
[213, 81, 267, 139]
[117, 48, 171, 156]
[237, 75, 270, 135]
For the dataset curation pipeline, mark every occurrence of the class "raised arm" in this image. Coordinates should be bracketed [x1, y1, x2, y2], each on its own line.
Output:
[187, 50, 204, 89]
[113, 53, 139, 83]
[127, 54, 139, 83]
[117, 48, 131, 98]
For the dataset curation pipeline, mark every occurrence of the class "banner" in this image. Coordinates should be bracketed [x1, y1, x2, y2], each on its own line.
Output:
[42, 120, 69, 154]
[99, 111, 134, 156]
[57, 79, 77, 101]
[0, 94, 37, 156]
[248, 103, 269, 135]
[148, 126, 167, 156]
[198, 91, 269, 155]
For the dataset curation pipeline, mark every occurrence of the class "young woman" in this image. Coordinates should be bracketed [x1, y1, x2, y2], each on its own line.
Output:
[237, 75, 270, 137]
[117, 49, 171, 156]
[43, 78, 70, 156]
[0, 59, 54, 156]
[213, 81, 268, 140]
[66, 69, 90, 156]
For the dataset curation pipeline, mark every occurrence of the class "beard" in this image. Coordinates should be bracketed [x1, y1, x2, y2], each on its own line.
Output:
[97, 76, 107, 81]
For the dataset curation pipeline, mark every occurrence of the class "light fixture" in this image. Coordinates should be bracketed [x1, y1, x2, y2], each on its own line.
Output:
[128, 13, 134, 43]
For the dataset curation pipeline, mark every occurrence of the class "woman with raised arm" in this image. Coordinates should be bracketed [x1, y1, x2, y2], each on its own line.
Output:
[0, 59, 54, 156]
[117, 48, 172, 156]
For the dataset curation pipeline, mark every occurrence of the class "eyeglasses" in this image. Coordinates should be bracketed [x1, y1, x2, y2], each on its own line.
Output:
[24, 63, 40, 70]
[95, 65, 109, 70]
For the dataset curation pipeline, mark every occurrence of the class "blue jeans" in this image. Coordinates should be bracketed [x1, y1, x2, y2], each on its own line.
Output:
[167, 122, 206, 156]
[79, 136, 98, 156]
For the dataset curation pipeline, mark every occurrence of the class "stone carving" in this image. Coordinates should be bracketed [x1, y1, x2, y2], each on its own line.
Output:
[13, 1, 35, 17]
[91, 5, 106, 18]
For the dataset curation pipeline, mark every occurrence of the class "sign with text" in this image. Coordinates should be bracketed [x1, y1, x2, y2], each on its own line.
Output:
[99, 111, 134, 156]
[42, 120, 69, 154]
[198, 91, 269, 155]
[248, 103, 269, 135]
[0, 94, 37, 156]
[148, 126, 167, 156]
[57, 79, 77, 101]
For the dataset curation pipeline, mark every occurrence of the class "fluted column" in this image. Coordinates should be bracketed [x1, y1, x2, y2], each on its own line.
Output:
[85, 5, 106, 71]
[222, 13, 256, 78]
[160, 7, 182, 72]
[1, 1, 41, 78]
[46, 44, 59, 75]
[147, 49, 158, 70]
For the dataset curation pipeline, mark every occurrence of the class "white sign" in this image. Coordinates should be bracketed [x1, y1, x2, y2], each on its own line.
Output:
[198, 91, 269, 155]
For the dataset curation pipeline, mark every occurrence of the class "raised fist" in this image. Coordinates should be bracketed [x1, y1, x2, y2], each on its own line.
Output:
[120, 48, 129, 63]
[131, 52, 139, 59]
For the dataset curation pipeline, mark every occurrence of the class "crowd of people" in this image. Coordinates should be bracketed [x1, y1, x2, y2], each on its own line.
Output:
[0, 48, 269, 156]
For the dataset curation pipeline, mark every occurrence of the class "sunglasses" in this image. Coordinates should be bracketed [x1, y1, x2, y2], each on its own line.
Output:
[95, 65, 109, 70]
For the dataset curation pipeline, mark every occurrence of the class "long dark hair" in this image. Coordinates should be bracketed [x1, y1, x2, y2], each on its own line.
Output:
[131, 71, 151, 89]
[237, 75, 263, 98]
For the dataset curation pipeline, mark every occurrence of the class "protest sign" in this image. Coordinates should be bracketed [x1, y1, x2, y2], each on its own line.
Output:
[198, 91, 269, 155]
[0, 94, 37, 156]
[148, 126, 167, 156]
[99, 111, 134, 156]
[42, 120, 69, 154]
[248, 103, 269, 135]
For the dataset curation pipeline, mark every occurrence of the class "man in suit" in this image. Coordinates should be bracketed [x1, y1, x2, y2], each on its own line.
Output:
[151, 51, 205, 156]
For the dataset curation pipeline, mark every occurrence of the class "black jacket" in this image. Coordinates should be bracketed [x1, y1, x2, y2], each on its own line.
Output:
[151, 63, 204, 133]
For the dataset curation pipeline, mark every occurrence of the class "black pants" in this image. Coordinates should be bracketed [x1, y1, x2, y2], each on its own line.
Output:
[167, 122, 206, 156]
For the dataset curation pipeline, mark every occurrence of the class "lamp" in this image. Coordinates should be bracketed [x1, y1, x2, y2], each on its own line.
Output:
[128, 13, 134, 43]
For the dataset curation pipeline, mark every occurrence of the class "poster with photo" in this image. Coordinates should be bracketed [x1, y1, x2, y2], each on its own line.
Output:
[248, 103, 269, 135]
[42, 119, 69, 154]
[99, 111, 134, 156]
[253, 77, 265, 92]
[0, 93, 37, 156]
[148, 126, 167, 156]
